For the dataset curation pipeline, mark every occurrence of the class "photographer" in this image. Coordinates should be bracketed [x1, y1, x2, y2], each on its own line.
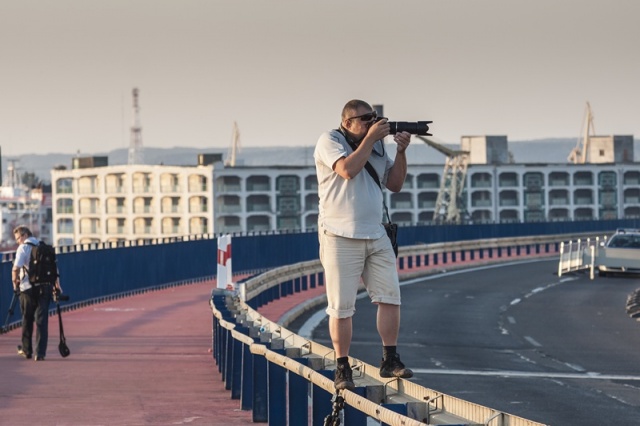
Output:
[11, 225, 61, 361]
[314, 99, 413, 391]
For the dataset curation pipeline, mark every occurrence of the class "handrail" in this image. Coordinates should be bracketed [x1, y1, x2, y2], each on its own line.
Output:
[209, 232, 584, 426]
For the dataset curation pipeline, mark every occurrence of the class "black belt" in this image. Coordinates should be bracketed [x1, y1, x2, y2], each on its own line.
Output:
[33, 282, 53, 287]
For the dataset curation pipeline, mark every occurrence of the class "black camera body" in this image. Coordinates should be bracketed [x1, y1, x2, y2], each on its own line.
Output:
[55, 288, 70, 302]
[376, 117, 432, 136]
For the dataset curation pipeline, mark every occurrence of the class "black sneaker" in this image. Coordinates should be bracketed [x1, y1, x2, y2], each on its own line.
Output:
[17, 345, 32, 359]
[379, 353, 413, 378]
[34, 355, 45, 361]
[334, 363, 356, 391]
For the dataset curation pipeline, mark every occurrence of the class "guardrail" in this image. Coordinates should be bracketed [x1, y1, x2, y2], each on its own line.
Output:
[209, 233, 596, 425]
[557, 235, 608, 279]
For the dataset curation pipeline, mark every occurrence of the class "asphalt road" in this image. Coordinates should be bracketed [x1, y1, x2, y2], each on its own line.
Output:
[307, 259, 640, 426]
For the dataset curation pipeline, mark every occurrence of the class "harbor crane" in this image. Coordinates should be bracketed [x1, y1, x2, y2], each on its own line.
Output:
[225, 121, 241, 167]
[416, 136, 469, 224]
[568, 102, 595, 164]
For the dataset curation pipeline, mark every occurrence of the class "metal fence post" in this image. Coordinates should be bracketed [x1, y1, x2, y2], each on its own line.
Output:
[343, 386, 368, 426]
[241, 342, 254, 411]
[289, 358, 310, 425]
[381, 403, 408, 426]
[312, 370, 333, 425]
[253, 353, 269, 422]
[267, 349, 287, 426]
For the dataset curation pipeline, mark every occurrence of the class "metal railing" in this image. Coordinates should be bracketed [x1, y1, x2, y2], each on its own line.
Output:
[208, 233, 590, 426]
[557, 235, 608, 279]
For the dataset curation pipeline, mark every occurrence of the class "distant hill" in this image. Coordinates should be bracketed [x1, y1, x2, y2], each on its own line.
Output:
[2, 138, 638, 184]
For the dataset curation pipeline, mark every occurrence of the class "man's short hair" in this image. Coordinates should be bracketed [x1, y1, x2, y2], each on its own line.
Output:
[13, 225, 32, 237]
[341, 99, 372, 121]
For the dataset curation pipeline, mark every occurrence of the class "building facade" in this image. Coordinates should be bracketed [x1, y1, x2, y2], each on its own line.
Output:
[50, 135, 640, 244]
[212, 161, 640, 232]
[51, 163, 213, 245]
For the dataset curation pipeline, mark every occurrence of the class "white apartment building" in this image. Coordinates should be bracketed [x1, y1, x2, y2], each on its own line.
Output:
[51, 159, 213, 246]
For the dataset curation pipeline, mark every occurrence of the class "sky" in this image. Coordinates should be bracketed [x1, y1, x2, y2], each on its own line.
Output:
[1, 0, 639, 157]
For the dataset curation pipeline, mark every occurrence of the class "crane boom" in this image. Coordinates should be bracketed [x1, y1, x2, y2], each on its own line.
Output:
[568, 102, 595, 164]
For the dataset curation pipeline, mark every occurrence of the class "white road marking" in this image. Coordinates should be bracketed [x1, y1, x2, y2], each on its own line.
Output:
[411, 368, 640, 381]
[93, 307, 145, 312]
[524, 336, 542, 347]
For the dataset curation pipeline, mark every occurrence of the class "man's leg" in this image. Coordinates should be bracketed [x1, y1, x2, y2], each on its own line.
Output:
[330, 315, 356, 390]
[19, 290, 35, 357]
[329, 316, 352, 358]
[34, 286, 51, 359]
[376, 303, 400, 346]
[377, 302, 413, 378]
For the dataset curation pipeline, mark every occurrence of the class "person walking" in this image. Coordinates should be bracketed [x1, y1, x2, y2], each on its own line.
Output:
[11, 225, 56, 361]
[314, 99, 414, 391]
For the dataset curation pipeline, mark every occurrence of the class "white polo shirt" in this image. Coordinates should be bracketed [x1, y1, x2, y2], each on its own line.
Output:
[13, 236, 39, 291]
[314, 129, 393, 239]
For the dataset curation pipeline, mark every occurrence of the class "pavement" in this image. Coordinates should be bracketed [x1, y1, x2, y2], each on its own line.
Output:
[0, 281, 252, 426]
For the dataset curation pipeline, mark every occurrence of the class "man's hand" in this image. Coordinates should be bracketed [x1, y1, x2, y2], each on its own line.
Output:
[364, 119, 390, 144]
[394, 131, 411, 154]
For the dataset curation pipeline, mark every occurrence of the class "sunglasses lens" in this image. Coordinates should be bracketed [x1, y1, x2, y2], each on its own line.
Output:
[360, 113, 375, 121]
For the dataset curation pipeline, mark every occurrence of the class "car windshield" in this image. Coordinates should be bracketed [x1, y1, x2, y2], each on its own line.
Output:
[608, 234, 640, 248]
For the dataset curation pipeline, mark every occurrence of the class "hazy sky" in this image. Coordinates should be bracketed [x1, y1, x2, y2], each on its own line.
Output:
[1, 0, 639, 157]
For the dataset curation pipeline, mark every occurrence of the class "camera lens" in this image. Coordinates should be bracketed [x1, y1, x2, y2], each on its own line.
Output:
[388, 121, 432, 136]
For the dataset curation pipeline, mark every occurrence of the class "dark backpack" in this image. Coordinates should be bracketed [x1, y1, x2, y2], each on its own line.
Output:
[25, 241, 58, 284]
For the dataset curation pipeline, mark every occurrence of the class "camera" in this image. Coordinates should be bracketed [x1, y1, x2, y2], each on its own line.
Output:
[376, 117, 432, 136]
[55, 288, 70, 302]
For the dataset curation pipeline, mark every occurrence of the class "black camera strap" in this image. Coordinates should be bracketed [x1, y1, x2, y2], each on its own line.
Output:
[335, 128, 392, 223]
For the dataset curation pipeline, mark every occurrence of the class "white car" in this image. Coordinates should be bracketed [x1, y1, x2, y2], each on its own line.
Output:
[596, 229, 640, 276]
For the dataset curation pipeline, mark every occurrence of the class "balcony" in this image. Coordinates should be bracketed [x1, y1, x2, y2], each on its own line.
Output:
[107, 227, 126, 235]
[134, 226, 153, 235]
[161, 185, 182, 193]
[78, 187, 98, 195]
[105, 186, 125, 194]
[133, 206, 154, 214]
[189, 205, 208, 213]
[80, 226, 99, 235]
[217, 205, 242, 214]
[190, 225, 209, 234]
[161, 206, 182, 214]
[133, 186, 153, 194]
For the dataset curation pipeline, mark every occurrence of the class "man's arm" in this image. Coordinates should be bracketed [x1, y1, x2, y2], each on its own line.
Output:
[333, 120, 390, 179]
[385, 132, 411, 192]
[12, 266, 20, 292]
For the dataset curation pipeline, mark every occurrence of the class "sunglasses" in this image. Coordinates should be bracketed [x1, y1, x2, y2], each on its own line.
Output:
[348, 111, 377, 122]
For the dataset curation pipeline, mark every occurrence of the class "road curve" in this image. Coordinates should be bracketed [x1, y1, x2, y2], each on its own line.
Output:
[309, 259, 640, 426]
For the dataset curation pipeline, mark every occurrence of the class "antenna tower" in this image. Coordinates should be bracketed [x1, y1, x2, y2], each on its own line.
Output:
[128, 88, 144, 165]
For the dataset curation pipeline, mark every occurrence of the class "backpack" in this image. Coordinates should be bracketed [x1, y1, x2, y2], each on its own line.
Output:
[25, 241, 59, 284]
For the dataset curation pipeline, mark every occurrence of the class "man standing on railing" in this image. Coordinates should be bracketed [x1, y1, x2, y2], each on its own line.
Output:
[314, 99, 414, 391]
